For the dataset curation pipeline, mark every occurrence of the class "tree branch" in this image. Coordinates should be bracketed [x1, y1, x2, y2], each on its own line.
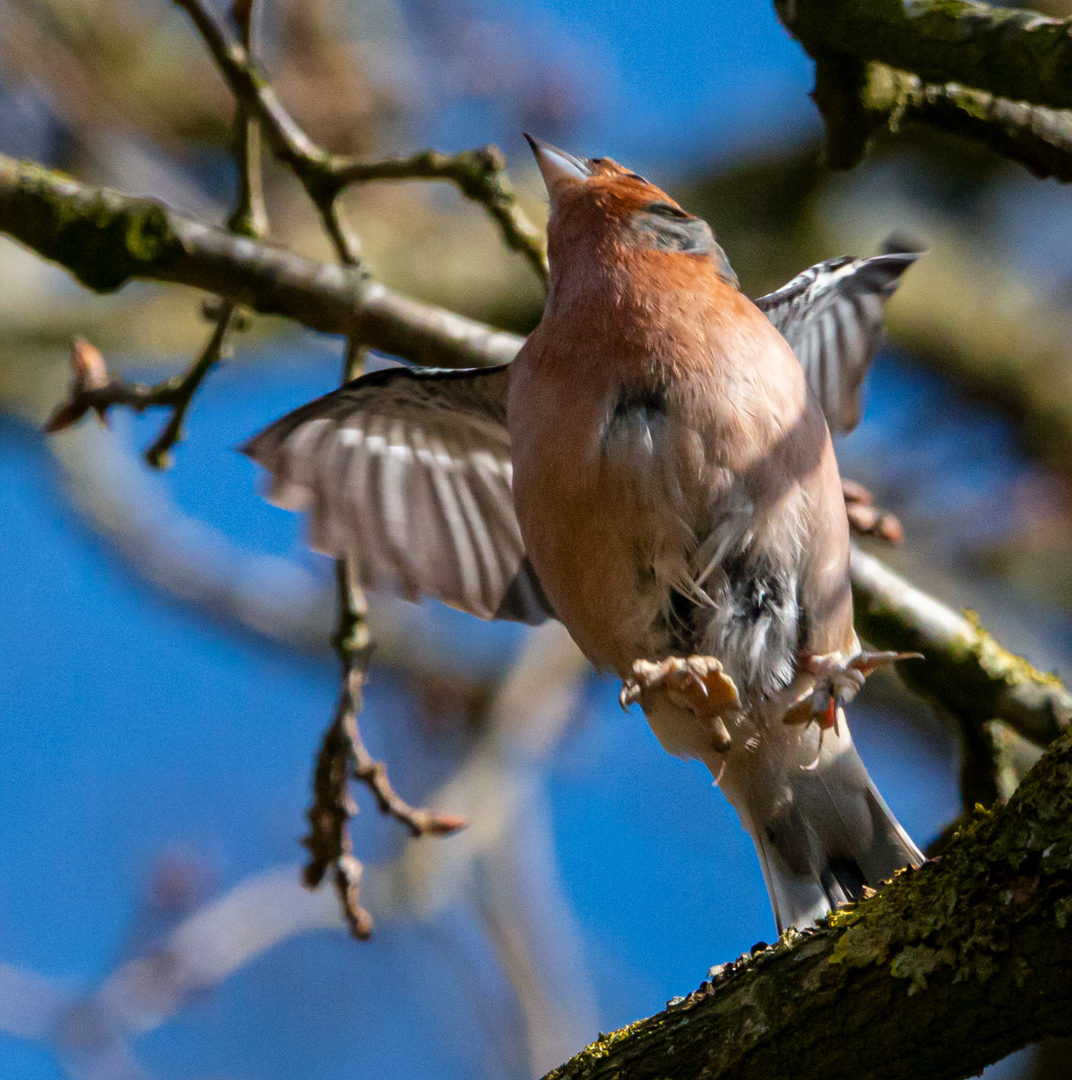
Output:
[894, 73, 1072, 183]
[303, 631, 374, 940]
[284, 81, 469, 924]
[172, 0, 547, 282]
[226, 0, 268, 240]
[776, 1, 1072, 179]
[0, 152, 524, 368]
[850, 545, 1072, 746]
[330, 146, 548, 283]
[42, 0, 265, 468]
[777, 0, 1072, 112]
[303, 338, 465, 940]
[542, 726, 1072, 1080]
[853, 61, 1072, 180]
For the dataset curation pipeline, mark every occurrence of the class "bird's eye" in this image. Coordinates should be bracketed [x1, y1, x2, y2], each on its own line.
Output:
[645, 201, 690, 219]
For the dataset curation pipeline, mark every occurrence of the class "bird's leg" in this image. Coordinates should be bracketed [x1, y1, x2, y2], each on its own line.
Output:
[783, 649, 922, 732]
[620, 655, 740, 750]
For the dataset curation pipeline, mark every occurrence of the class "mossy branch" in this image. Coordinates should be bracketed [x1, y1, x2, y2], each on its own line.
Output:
[0, 152, 524, 369]
[776, 0, 1072, 178]
[892, 71, 1072, 183]
[778, 0, 1072, 112]
[543, 726, 1072, 1080]
[851, 545, 1072, 746]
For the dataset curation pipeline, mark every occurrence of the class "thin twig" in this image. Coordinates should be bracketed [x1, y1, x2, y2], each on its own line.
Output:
[45, 326, 231, 464]
[304, 414, 463, 937]
[173, 0, 326, 171]
[227, 0, 268, 238]
[298, 210, 465, 934]
[172, 0, 547, 282]
[303, 561, 374, 939]
[329, 146, 548, 282]
[144, 303, 236, 467]
[320, 195, 362, 269]
[137, 0, 265, 467]
[351, 725, 468, 838]
[43, 309, 237, 467]
[49, 0, 267, 466]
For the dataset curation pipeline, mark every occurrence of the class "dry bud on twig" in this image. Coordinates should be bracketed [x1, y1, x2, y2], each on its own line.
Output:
[843, 477, 904, 544]
[45, 338, 122, 433]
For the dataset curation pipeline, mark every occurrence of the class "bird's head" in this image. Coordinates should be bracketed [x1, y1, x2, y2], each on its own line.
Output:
[524, 133, 738, 290]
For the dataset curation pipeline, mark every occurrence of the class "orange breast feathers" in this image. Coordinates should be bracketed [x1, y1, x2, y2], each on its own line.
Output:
[507, 262, 846, 673]
[507, 153, 853, 677]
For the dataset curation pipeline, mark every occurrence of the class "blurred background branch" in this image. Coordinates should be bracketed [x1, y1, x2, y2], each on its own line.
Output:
[851, 544, 1072, 746]
[777, 0, 1072, 181]
[175, 0, 547, 280]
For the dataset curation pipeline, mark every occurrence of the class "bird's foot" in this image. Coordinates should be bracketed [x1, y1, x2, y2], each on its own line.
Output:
[783, 649, 921, 732]
[620, 656, 740, 751]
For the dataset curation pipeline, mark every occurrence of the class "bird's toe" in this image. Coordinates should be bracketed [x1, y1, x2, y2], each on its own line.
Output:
[620, 655, 740, 727]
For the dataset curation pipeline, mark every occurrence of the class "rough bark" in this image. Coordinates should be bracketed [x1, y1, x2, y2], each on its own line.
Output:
[777, 0, 1072, 111]
[542, 726, 1072, 1080]
[776, 0, 1072, 179]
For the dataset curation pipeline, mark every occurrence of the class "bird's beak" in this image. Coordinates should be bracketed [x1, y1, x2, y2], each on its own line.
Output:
[524, 133, 590, 194]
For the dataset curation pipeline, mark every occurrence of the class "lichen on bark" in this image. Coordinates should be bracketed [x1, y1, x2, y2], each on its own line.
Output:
[542, 728, 1072, 1080]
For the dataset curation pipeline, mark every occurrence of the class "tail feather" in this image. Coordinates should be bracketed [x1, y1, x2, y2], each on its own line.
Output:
[721, 713, 923, 934]
[643, 694, 921, 933]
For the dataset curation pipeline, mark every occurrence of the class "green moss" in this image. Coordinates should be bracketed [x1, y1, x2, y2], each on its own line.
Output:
[3, 160, 185, 293]
[967, 618, 1068, 697]
[829, 920, 886, 968]
[123, 204, 174, 264]
[545, 1017, 652, 1078]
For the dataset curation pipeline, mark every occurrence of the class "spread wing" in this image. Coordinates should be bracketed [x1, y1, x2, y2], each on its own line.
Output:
[754, 243, 923, 432]
[242, 364, 552, 625]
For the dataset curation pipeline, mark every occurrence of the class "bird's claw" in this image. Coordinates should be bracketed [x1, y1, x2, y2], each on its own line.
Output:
[621, 655, 740, 750]
[783, 648, 922, 733]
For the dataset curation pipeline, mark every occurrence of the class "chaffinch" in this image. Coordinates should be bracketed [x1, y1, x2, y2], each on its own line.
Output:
[244, 136, 923, 932]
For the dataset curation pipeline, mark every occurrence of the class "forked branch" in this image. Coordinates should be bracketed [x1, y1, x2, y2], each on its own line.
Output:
[173, 0, 547, 282]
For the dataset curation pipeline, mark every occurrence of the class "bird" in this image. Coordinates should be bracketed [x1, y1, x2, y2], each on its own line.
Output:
[242, 135, 924, 932]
